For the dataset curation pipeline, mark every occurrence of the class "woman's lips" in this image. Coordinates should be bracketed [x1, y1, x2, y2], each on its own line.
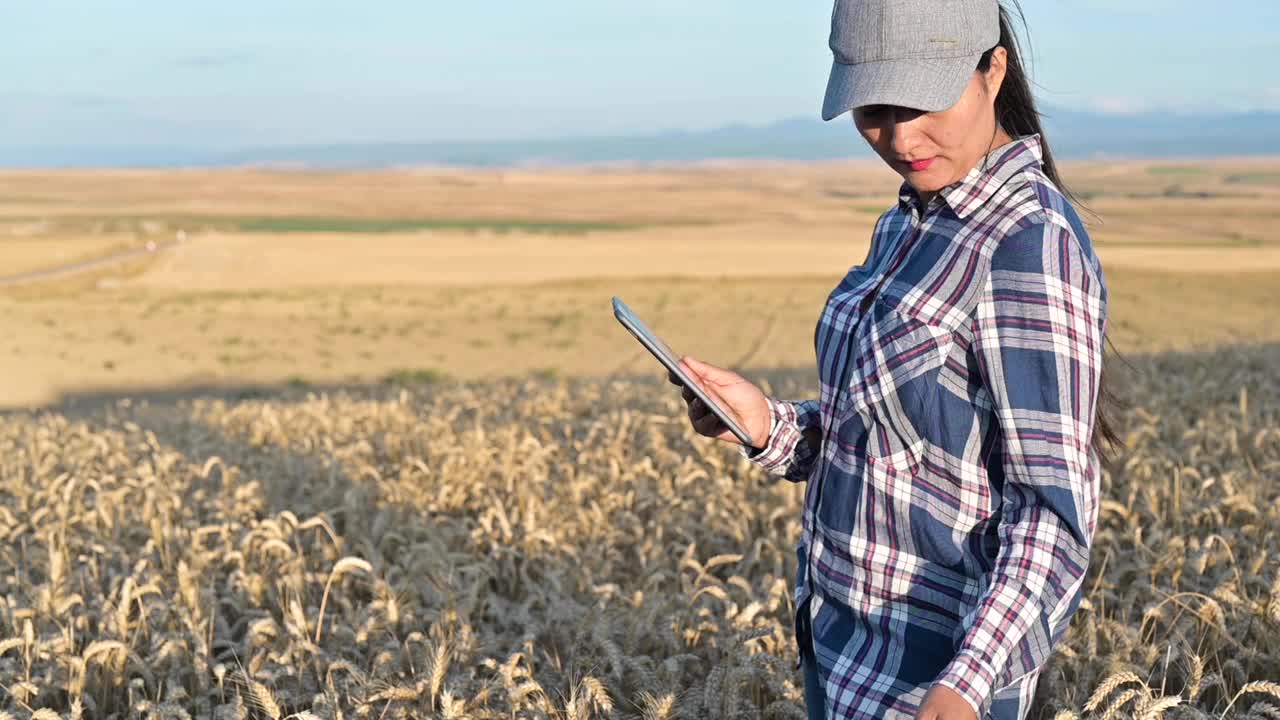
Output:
[908, 157, 935, 171]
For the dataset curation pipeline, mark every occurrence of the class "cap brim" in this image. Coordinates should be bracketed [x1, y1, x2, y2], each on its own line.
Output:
[821, 52, 983, 121]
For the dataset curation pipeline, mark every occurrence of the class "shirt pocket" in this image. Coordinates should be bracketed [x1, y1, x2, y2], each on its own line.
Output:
[837, 295, 957, 474]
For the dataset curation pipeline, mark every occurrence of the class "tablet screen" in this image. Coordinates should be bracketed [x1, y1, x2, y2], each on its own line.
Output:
[611, 296, 757, 448]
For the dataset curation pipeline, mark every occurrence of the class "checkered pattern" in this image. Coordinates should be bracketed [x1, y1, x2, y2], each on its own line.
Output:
[742, 134, 1106, 719]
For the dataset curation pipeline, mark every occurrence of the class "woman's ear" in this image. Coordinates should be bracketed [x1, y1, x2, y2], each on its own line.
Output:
[983, 46, 1008, 101]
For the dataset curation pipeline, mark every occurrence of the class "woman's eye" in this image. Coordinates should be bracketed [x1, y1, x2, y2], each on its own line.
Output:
[857, 105, 889, 121]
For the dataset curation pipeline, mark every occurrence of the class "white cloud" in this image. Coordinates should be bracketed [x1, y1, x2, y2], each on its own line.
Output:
[1074, 0, 1198, 12]
[1085, 90, 1280, 116]
[1089, 96, 1152, 115]
[1254, 88, 1280, 110]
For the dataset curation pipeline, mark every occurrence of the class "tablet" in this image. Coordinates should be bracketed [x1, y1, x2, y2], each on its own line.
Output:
[611, 296, 758, 449]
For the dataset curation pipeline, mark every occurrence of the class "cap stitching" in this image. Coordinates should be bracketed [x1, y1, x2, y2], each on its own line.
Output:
[831, 47, 985, 65]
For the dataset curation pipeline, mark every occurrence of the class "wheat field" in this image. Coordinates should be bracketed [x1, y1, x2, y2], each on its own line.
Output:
[1, 340, 1277, 719]
[2, 161, 1280, 718]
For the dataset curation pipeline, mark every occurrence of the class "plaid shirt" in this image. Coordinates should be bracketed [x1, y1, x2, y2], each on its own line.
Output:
[742, 134, 1106, 719]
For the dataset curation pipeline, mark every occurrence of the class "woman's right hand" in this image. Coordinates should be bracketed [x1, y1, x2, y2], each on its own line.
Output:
[667, 356, 771, 449]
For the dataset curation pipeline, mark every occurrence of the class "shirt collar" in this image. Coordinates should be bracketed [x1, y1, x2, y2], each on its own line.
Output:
[896, 133, 1044, 220]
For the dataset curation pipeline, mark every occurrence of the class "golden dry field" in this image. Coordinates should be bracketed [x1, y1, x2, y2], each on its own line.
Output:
[3, 160, 1280, 407]
[1, 159, 1279, 718]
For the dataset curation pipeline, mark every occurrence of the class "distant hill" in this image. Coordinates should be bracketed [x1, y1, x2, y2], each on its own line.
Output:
[3, 106, 1278, 168]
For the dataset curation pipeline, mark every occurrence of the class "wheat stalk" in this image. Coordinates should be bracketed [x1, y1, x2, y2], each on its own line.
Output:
[1086, 672, 1146, 713]
[1221, 683, 1280, 719]
[314, 556, 373, 644]
[1136, 694, 1183, 720]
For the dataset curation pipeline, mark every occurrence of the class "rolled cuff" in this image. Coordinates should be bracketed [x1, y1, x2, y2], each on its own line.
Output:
[738, 397, 811, 480]
[932, 650, 997, 720]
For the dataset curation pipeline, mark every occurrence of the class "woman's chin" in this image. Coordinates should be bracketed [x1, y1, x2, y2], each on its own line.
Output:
[903, 176, 946, 195]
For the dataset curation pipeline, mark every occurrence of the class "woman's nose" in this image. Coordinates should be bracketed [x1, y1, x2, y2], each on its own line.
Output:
[888, 108, 926, 157]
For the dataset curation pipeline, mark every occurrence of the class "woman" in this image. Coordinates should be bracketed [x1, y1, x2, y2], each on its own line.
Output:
[669, 1, 1119, 718]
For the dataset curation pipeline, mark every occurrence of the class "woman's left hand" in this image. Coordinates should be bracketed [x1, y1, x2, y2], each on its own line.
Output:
[915, 685, 977, 720]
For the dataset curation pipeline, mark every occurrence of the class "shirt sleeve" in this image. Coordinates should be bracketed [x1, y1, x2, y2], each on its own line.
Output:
[737, 397, 821, 482]
[931, 221, 1106, 718]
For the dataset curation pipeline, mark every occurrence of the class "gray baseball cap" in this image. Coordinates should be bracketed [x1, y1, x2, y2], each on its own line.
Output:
[822, 0, 999, 121]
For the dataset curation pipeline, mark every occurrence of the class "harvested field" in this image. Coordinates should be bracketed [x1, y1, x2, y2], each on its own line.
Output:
[2, 269, 1279, 409]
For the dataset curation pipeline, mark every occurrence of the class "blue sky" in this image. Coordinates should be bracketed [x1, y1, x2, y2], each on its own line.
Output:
[1, 1, 1276, 148]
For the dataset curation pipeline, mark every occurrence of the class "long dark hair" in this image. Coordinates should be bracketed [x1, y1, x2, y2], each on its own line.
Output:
[977, 1, 1125, 472]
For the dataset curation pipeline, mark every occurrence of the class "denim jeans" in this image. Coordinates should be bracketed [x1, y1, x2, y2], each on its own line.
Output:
[802, 640, 825, 719]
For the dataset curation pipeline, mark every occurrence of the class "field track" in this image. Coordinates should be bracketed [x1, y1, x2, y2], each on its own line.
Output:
[0, 239, 175, 287]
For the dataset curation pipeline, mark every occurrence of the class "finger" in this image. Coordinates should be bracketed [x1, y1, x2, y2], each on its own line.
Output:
[681, 385, 696, 404]
[699, 418, 738, 444]
[699, 382, 728, 409]
[691, 385, 734, 424]
[691, 412, 727, 438]
[667, 369, 684, 387]
[683, 355, 706, 373]
[687, 397, 710, 423]
[684, 355, 728, 385]
[688, 398, 717, 425]
[679, 357, 709, 385]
